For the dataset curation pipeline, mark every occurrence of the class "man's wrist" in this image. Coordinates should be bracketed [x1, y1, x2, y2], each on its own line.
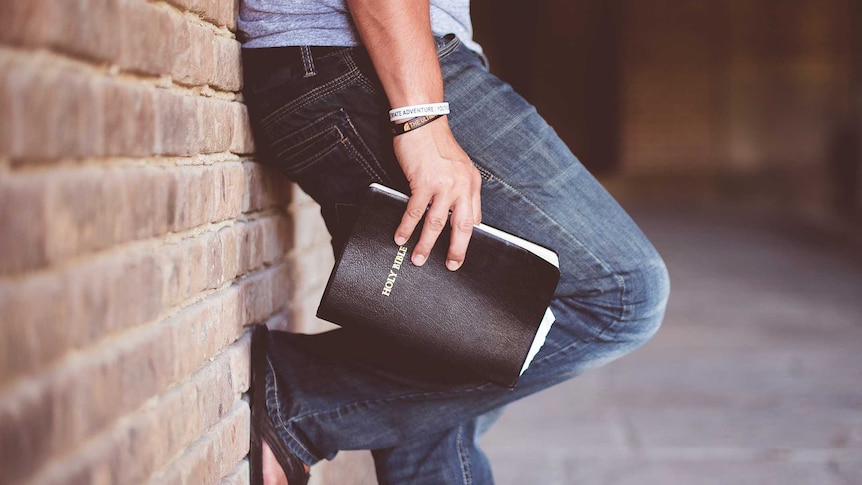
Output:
[391, 114, 444, 136]
[389, 102, 450, 121]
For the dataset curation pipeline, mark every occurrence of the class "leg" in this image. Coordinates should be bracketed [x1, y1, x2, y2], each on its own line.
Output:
[243, 35, 669, 475]
[371, 409, 502, 485]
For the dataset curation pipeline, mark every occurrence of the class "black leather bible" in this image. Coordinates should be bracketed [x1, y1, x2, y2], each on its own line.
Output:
[317, 184, 561, 388]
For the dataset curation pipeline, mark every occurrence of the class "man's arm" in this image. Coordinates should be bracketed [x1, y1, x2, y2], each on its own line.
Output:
[347, 0, 482, 271]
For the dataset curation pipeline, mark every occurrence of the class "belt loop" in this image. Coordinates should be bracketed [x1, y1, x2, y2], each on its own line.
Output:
[300, 46, 316, 77]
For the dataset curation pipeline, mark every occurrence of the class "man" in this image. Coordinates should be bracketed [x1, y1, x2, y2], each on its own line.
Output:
[239, 1, 670, 483]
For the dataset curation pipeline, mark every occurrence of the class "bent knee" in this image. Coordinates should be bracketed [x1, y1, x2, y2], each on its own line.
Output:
[614, 254, 670, 345]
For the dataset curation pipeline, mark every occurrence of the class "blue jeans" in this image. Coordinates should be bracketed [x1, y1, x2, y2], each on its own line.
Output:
[242, 35, 670, 484]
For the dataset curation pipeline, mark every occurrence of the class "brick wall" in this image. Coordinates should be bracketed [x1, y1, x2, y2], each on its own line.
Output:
[0, 1, 373, 483]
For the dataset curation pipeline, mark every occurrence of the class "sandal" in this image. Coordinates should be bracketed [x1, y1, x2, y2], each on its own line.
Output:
[250, 324, 310, 485]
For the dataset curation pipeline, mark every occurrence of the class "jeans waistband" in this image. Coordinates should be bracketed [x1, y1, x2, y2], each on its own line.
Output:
[244, 45, 347, 67]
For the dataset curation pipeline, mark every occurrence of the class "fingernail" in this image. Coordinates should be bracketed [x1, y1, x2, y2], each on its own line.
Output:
[413, 254, 426, 266]
[446, 259, 461, 271]
[395, 236, 407, 246]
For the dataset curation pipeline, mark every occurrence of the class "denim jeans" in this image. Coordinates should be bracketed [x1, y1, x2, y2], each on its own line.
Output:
[241, 34, 670, 484]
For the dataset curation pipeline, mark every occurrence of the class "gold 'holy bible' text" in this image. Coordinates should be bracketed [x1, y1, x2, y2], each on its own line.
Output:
[381, 245, 408, 296]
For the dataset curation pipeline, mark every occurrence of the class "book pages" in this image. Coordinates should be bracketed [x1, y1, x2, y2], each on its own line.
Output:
[520, 307, 555, 375]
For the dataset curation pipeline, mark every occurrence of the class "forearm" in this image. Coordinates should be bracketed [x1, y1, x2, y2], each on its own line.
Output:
[346, 0, 480, 271]
[346, 0, 443, 108]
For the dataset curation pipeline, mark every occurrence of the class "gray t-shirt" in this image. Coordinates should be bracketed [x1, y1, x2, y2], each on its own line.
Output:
[238, 0, 482, 54]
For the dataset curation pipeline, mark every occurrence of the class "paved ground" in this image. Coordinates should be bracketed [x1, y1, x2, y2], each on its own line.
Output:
[481, 203, 862, 485]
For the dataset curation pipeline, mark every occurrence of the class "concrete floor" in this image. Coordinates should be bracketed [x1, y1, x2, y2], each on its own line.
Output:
[481, 203, 862, 485]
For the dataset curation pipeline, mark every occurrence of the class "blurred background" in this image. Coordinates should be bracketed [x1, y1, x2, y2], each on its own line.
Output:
[474, 0, 861, 222]
[470, 1, 862, 483]
[0, 0, 860, 484]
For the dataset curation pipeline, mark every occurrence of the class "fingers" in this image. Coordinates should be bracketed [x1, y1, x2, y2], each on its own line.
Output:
[445, 198, 475, 271]
[471, 169, 482, 225]
[390, 119, 483, 270]
[396, 173, 481, 270]
[412, 195, 454, 267]
[394, 190, 431, 247]
[446, 169, 481, 271]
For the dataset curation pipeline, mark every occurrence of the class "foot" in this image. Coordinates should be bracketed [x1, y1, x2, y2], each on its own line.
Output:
[262, 439, 310, 485]
[262, 438, 288, 485]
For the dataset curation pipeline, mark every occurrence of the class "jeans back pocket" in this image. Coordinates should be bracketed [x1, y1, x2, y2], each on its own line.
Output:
[261, 107, 385, 183]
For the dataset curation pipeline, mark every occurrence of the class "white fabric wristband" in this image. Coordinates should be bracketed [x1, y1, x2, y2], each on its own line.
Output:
[389, 102, 450, 122]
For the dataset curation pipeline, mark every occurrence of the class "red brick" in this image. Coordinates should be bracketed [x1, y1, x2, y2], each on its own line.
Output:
[78, 250, 163, 335]
[213, 37, 243, 91]
[3, 239, 230, 379]
[172, 292, 244, 379]
[3, 60, 96, 160]
[0, 373, 57, 483]
[63, 0, 124, 62]
[0, 175, 49, 273]
[242, 162, 292, 213]
[1, 57, 244, 161]
[173, 20, 216, 87]
[117, 0, 239, 89]
[119, 0, 186, 78]
[0, 0, 52, 47]
[0, 274, 84, 386]
[231, 103, 255, 155]
[149, 400, 250, 485]
[2, 58, 58, 159]
[154, 90, 201, 156]
[0, 0, 122, 62]
[198, 97, 235, 154]
[0, 57, 15, 155]
[165, 0, 239, 31]
[196, 163, 245, 226]
[2, 55, 244, 161]
[0, 223, 250, 388]
[56, 69, 104, 158]
[238, 263, 292, 326]
[151, 92, 240, 157]
[0, 1, 239, 91]
[41, 167, 166, 264]
[0, 164, 244, 269]
[100, 79, 157, 157]
[206, 225, 239, 288]
[221, 0, 240, 31]
[0, 282, 258, 481]
[1, 58, 161, 160]
[235, 216, 290, 275]
[31, 338, 250, 485]
[158, 226, 240, 304]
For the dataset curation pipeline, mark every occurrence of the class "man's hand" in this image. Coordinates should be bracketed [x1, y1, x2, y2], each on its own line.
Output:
[346, 0, 481, 270]
[393, 117, 482, 271]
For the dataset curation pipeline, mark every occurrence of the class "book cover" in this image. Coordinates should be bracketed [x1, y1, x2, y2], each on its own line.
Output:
[317, 184, 561, 388]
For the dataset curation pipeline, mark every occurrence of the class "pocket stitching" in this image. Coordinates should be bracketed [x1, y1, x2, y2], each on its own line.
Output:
[264, 108, 385, 182]
[274, 126, 344, 176]
[342, 111, 387, 184]
[269, 112, 344, 158]
[260, 67, 362, 132]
